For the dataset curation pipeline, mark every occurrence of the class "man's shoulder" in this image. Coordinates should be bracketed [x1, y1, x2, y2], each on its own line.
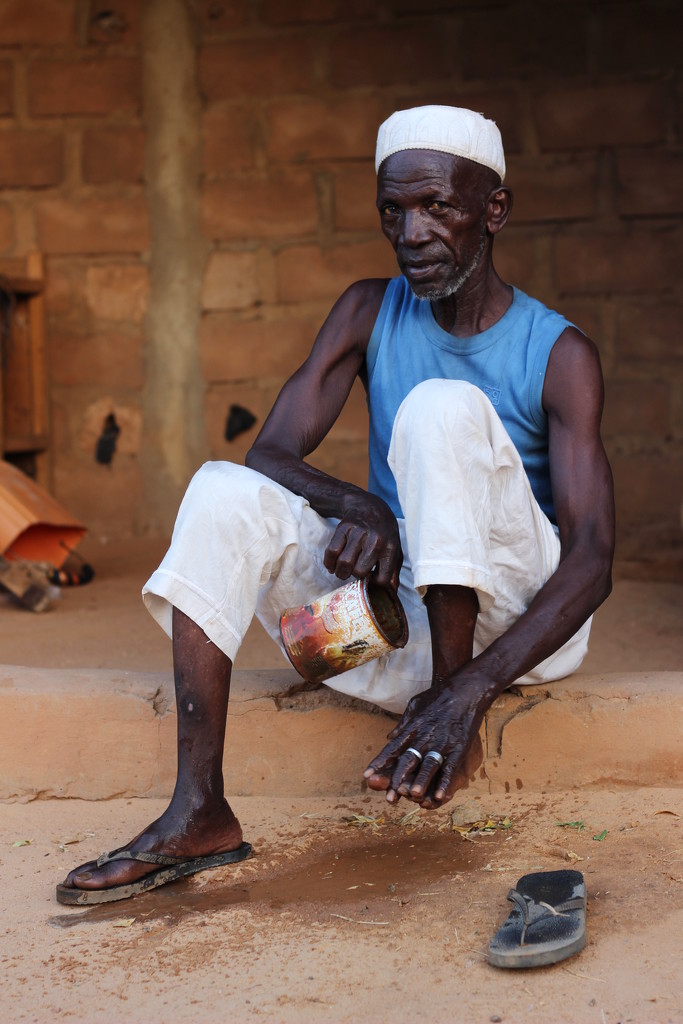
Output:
[543, 322, 604, 418]
[328, 278, 394, 351]
[343, 277, 394, 309]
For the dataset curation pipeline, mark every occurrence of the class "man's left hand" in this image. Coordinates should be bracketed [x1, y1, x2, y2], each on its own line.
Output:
[363, 678, 489, 808]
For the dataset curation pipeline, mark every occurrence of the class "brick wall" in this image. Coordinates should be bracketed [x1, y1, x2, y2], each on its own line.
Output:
[0, 0, 681, 569]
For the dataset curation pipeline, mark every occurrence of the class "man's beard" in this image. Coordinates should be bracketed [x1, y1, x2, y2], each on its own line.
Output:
[407, 218, 488, 302]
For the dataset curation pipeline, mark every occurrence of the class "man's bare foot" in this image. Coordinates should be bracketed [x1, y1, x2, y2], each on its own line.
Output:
[62, 798, 243, 892]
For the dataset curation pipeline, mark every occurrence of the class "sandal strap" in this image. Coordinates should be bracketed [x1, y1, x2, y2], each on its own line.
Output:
[506, 888, 584, 945]
[97, 849, 190, 868]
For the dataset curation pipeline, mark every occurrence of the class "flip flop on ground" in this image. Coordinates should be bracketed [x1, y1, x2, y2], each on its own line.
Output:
[488, 869, 586, 968]
[56, 842, 253, 906]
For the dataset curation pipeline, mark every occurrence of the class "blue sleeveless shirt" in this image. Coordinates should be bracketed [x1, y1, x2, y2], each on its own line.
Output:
[366, 277, 572, 526]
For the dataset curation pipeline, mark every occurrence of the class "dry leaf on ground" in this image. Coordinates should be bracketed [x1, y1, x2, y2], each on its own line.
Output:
[343, 814, 384, 833]
[451, 816, 513, 838]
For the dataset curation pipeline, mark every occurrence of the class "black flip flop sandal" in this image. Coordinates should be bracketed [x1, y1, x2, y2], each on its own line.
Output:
[488, 869, 586, 968]
[56, 842, 253, 906]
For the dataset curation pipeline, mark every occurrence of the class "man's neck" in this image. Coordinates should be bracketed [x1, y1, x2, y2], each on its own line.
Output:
[430, 267, 513, 337]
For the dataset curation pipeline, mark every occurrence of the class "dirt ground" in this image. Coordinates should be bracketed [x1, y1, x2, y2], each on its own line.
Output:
[2, 790, 682, 1024]
[1, 539, 682, 1023]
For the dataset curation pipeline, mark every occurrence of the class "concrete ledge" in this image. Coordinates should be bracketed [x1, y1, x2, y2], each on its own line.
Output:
[0, 665, 680, 801]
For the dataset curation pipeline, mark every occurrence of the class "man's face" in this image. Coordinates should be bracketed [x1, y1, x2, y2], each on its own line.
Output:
[376, 150, 494, 301]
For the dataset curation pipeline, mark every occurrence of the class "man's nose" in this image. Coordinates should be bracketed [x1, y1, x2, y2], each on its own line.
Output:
[400, 210, 430, 247]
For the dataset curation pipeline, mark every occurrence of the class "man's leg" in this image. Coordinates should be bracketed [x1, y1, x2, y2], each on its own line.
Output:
[425, 584, 479, 683]
[368, 378, 574, 806]
[64, 462, 341, 893]
[65, 609, 241, 891]
[388, 379, 569, 661]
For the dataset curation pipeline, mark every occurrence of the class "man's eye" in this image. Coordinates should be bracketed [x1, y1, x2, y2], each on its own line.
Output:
[427, 200, 447, 212]
[381, 204, 399, 216]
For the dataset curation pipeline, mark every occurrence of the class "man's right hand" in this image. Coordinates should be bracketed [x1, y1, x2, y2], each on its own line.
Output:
[323, 493, 402, 590]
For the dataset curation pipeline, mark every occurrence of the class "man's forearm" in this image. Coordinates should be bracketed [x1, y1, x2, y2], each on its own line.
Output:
[245, 444, 368, 521]
[246, 442, 402, 589]
[459, 542, 613, 704]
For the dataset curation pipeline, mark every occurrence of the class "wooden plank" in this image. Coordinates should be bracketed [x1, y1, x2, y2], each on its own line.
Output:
[2, 299, 33, 441]
[0, 253, 51, 487]
[25, 253, 50, 487]
[3, 434, 49, 453]
[0, 277, 42, 296]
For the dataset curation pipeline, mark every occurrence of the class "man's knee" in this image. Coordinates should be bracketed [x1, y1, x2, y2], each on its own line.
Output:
[178, 462, 290, 535]
[393, 379, 495, 443]
[187, 460, 288, 504]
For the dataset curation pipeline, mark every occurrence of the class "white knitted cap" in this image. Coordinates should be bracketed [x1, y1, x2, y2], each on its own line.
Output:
[375, 105, 505, 181]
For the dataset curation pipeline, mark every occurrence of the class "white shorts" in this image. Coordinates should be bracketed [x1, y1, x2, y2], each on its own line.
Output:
[143, 380, 591, 713]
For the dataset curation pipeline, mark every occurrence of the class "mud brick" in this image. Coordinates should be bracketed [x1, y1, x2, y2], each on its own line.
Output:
[202, 251, 261, 311]
[400, 0, 503, 8]
[53, 458, 143, 536]
[333, 163, 381, 232]
[78, 396, 142, 457]
[43, 261, 80, 317]
[329, 22, 460, 89]
[85, 263, 149, 324]
[49, 329, 144, 390]
[461, 5, 586, 79]
[554, 231, 680, 294]
[200, 312, 320, 382]
[204, 382, 268, 462]
[202, 170, 318, 241]
[262, 0, 372, 24]
[616, 303, 683, 363]
[617, 152, 683, 218]
[611, 452, 682, 529]
[312, 436, 369, 490]
[0, 62, 12, 116]
[36, 196, 149, 255]
[603, 379, 672, 440]
[0, 204, 15, 253]
[275, 240, 396, 303]
[326, 377, 369, 442]
[0, 0, 75, 45]
[266, 97, 387, 162]
[193, 0, 250, 34]
[596, 0, 683, 75]
[506, 156, 598, 223]
[199, 38, 314, 101]
[0, 131, 64, 188]
[535, 83, 666, 151]
[203, 108, 260, 175]
[88, 0, 142, 45]
[558, 300, 603, 346]
[491, 233, 536, 293]
[82, 127, 145, 185]
[29, 58, 141, 117]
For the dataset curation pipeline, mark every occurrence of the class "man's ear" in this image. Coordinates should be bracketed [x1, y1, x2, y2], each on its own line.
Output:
[486, 186, 513, 235]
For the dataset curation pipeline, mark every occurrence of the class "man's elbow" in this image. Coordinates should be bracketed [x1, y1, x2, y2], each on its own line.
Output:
[597, 561, 613, 607]
[591, 538, 614, 609]
[244, 446, 258, 472]
[244, 440, 273, 473]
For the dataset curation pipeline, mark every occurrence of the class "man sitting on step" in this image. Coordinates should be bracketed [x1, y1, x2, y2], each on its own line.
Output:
[58, 105, 615, 904]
